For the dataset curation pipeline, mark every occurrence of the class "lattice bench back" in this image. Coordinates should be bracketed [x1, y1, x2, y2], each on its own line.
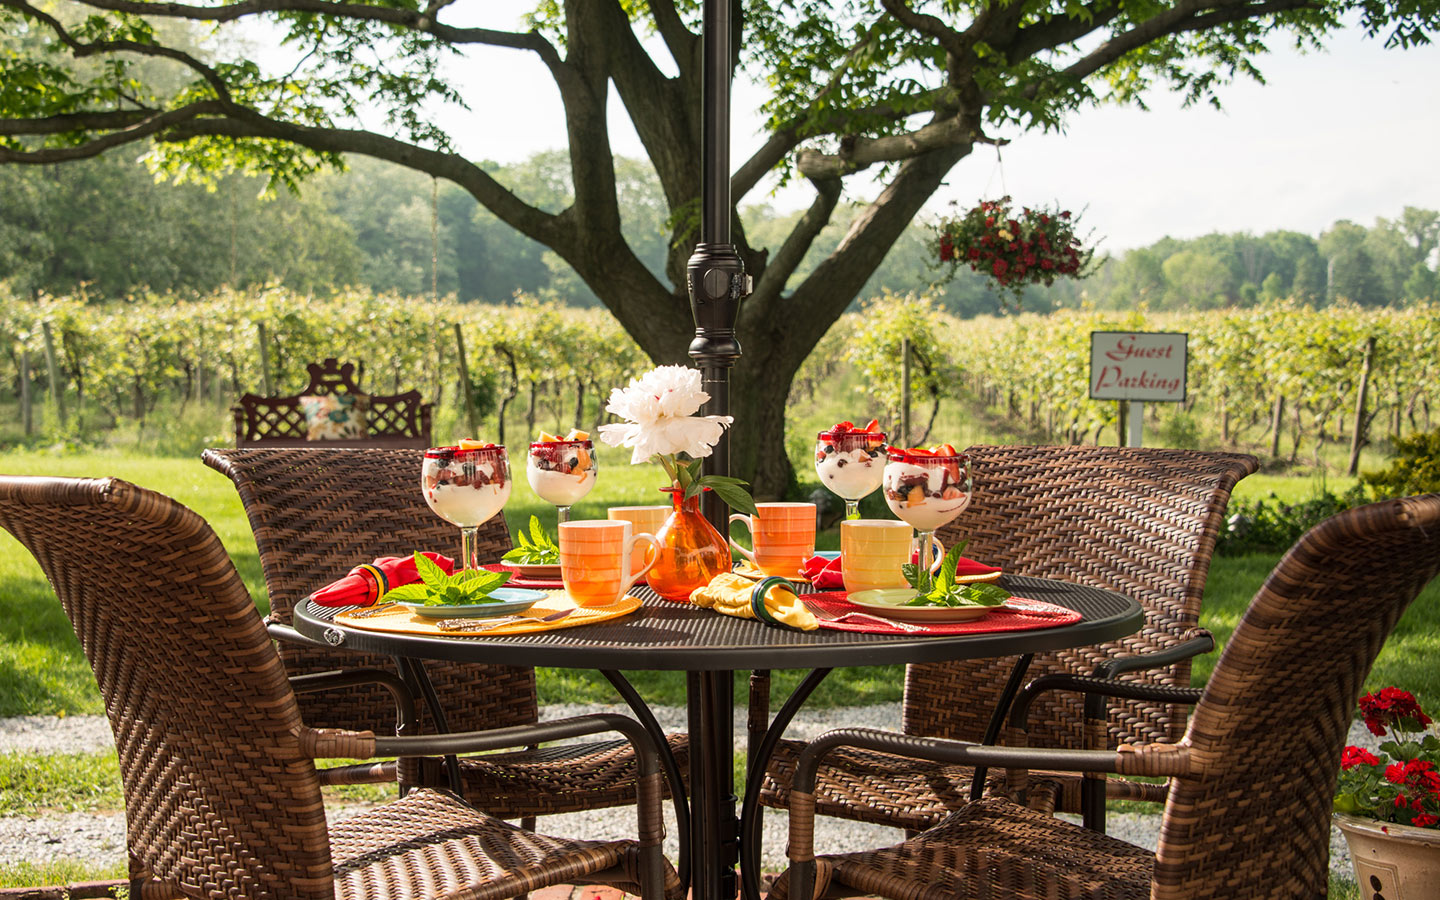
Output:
[233, 358, 433, 449]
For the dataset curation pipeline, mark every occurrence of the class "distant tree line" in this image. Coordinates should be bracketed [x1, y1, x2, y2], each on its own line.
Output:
[1, 148, 1434, 316]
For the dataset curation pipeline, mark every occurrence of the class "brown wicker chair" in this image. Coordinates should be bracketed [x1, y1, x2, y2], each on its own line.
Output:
[0, 475, 679, 900]
[201, 447, 689, 823]
[774, 492, 1440, 900]
[754, 445, 1258, 832]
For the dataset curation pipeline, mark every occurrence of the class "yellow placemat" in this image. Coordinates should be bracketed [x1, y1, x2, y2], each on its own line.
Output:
[335, 591, 640, 637]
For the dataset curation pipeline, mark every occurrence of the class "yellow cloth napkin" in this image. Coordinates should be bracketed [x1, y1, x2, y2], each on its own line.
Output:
[689, 572, 818, 631]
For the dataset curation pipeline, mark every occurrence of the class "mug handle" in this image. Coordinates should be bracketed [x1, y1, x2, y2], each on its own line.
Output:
[728, 513, 757, 564]
[927, 535, 946, 574]
[621, 532, 663, 597]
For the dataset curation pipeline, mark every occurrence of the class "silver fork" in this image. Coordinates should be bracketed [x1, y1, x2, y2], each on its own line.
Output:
[805, 604, 929, 633]
[438, 609, 573, 632]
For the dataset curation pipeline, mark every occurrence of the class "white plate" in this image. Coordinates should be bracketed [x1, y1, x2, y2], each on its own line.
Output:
[844, 588, 1002, 623]
[401, 588, 547, 619]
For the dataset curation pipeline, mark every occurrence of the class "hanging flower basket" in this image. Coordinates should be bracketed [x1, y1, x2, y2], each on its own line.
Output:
[933, 196, 1092, 302]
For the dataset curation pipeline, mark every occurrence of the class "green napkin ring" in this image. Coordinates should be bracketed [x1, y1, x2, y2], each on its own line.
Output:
[750, 576, 795, 628]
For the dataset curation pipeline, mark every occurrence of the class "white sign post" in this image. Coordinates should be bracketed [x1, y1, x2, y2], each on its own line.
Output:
[1089, 332, 1189, 447]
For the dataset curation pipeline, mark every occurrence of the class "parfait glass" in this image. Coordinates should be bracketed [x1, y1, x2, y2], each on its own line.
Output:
[421, 444, 512, 571]
[526, 438, 597, 524]
[882, 447, 972, 585]
[815, 427, 888, 520]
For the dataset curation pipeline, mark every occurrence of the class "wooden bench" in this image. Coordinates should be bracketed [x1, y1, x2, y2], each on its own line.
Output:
[232, 358, 433, 449]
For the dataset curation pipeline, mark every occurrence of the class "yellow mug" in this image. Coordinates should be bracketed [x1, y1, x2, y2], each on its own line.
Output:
[841, 519, 944, 592]
[728, 502, 816, 577]
[607, 505, 670, 576]
[559, 520, 661, 607]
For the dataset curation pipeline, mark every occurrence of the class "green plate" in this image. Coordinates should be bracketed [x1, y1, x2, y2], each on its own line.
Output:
[845, 588, 998, 623]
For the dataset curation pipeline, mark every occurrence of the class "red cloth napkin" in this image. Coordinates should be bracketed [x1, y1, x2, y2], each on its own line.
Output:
[310, 552, 455, 607]
[802, 555, 845, 590]
[910, 550, 1003, 578]
[802, 591, 1081, 635]
[802, 553, 1003, 591]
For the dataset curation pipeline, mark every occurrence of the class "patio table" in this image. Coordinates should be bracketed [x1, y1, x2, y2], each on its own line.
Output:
[293, 574, 1141, 900]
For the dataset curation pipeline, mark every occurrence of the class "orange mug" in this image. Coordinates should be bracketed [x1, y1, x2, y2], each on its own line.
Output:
[728, 502, 816, 578]
[559, 520, 661, 608]
[607, 505, 670, 576]
[841, 519, 944, 592]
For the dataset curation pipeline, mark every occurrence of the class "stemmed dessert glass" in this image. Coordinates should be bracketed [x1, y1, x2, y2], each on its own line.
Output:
[815, 426, 888, 520]
[526, 438, 597, 524]
[421, 444, 512, 571]
[882, 447, 972, 582]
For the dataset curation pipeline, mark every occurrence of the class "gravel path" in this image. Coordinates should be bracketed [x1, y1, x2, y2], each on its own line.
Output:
[0, 706, 1360, 873]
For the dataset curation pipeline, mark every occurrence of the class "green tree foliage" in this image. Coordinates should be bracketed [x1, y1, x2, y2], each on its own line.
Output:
[3, 0, 1437, 492]
[1363, 426, 1440, 499]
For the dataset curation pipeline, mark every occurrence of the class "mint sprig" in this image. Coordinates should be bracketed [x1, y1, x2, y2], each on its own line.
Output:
[903, 540, 1010, 608]
[501, 515, 560, 564]
[382, 552, 513, 607]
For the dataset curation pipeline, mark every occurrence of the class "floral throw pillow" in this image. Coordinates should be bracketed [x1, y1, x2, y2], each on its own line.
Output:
[299, 394, 368, 440]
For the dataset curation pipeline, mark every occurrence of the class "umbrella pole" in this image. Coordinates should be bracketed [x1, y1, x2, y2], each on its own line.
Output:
[689, 0, 749, 538]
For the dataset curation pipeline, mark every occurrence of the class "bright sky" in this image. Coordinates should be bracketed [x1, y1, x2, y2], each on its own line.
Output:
[407, 8, 1439, 251]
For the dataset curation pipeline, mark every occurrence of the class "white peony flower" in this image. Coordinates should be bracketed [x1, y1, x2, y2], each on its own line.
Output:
[598, 365, 733, 465]
[604, 365, 712, 422]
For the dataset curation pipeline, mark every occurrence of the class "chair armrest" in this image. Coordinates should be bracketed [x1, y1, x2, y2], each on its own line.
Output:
[783, 727, 1184, 899]
[1010, 674, 1205, 733]
[288, 668, 418, 738]
[1090, 629, 1215, 679]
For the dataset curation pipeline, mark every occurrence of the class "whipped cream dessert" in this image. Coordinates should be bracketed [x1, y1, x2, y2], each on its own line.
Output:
[527, 440, 597, 507]
[815, 423, 887, 501]
[882, 453, 970, 531]
[423, 447, 511, 526]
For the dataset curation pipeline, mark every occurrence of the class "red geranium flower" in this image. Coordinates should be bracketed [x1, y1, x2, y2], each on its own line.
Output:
[1343, 746, 1382, 769]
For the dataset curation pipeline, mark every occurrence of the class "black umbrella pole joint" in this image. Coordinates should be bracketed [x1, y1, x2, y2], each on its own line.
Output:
[689, 0, 750, 534]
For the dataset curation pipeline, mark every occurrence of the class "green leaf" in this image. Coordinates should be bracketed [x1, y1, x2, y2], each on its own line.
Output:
[958, 583, 1011, 607]
[529, 514, 550, 549]
[901, 563, 923, 591]
[379, 583, 429, 603]
[705, 479, 759, 517]
[414, 551, 447, 588]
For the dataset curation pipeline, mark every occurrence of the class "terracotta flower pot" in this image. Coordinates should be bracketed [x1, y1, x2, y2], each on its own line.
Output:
[1334, 813, 1440, 898]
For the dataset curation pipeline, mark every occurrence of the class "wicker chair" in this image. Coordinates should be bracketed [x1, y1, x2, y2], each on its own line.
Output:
[754, 445, 1258, 832]
[201, 447, 689, 822]
[774, 492, 1440, 900]
[0, 475, 679, 900]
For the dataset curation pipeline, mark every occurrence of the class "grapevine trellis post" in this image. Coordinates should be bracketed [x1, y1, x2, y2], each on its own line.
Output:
[18, 345, 32, 435]
[900, 337, 911, 446]
[1348, 336, 1377, 476]
[41, 322, 64, 426]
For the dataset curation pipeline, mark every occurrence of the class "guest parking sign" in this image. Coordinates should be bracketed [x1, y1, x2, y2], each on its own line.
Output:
[1089, 332, 1188, 402]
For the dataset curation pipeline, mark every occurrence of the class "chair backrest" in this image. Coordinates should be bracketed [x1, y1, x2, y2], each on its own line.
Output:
[201, 447, 536, 734]
[0, 476, 334, 900]
[1154, 493, 1440, 899]
[233, 359, 432, 447]
[912, 445, 1259, 749]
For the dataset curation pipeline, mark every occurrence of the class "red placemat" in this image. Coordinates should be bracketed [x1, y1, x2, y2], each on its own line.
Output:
[483, 562, 563, 589]
[803, 591, 1081, 635]
[483, 562, 651, 590]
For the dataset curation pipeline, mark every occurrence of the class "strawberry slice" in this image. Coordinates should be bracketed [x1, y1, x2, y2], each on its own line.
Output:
[863, 419, 880, 433]
[935, 443, 959, 457]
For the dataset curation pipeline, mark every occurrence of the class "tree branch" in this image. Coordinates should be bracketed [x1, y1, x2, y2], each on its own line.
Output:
[646, 0, 696, 74]
[58, 0, 565, 68]
[1057, 0, 1320, 85]
[795, 114, 971, 178]
[160, 111, 566, 247]
[751, 176, 841, 305]
[0, 101, 227, 163]
[1007, 1, 1122, 62]
[2, 0, 234, 101]
[879, 0, 969, 59]
[0, 108, 162, 135]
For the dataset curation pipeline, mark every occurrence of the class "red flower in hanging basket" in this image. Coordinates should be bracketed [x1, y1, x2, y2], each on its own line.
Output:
[933, 196, 1093, 304]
